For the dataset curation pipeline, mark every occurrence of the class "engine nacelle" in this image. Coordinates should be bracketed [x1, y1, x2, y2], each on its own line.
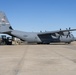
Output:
[55, 33, 59, 37]
[60, 34, 74, 42]
[63, 32, 69, 36]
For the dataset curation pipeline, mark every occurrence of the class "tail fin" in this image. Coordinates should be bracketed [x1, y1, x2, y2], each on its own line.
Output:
[0, 11, 13, 33]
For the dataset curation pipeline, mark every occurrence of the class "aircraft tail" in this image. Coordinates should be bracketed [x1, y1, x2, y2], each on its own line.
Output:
[0, 11, 13, 33]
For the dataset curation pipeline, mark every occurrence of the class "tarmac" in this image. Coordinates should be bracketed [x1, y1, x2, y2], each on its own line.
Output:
[0, 42, 76, 75]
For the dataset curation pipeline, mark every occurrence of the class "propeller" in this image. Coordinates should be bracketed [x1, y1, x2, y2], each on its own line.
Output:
[58, 27, 72, 38]
[58, 28, 63, 38]
[66, 27, 71, 38]
[69, 27, 71, 30]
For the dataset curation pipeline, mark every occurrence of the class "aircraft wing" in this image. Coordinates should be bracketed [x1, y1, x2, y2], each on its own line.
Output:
[38, 29, 76, 36]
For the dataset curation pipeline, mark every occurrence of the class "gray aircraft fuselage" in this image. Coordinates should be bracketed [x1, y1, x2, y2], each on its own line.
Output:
[10, 30, 76, 44]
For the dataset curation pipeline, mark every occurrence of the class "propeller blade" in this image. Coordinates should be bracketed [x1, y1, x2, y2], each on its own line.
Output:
[69, 27, 71, 30]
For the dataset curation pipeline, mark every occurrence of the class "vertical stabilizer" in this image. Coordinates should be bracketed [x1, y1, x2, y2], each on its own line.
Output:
[0, 11, 13, 33]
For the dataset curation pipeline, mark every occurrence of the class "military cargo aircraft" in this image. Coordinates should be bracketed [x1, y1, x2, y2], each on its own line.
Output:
[0, 11, 76, 44]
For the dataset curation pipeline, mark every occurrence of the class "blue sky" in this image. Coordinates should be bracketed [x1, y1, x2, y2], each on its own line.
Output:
[0, 0, 76, 36]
